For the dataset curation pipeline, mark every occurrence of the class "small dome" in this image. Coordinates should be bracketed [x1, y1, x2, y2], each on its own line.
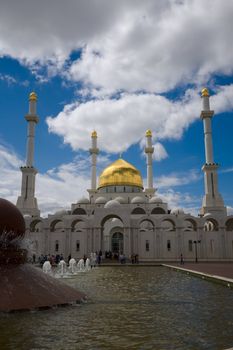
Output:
[149, 196, 163, 204]
[171, 208, 184, 215]
[104, 200, 121, 209]
[77, 197, 90, 204]
[204, 213, 212, 217]
[131, 196, 146, 204]
[146, 129, 152, 137]
[115, 196, 127, 204]
[95, 196, 107, 204]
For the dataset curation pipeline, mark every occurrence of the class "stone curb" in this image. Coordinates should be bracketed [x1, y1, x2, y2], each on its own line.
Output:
[162, 264, 233, 289]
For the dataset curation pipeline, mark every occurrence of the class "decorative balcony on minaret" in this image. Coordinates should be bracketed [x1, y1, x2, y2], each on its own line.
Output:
[16, 92, 40, 217]
[200, 88, 226, 215]
[144, 129, 155, 196]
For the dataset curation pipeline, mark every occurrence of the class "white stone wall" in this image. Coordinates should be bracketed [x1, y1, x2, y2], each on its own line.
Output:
[25, 209, 233, 263]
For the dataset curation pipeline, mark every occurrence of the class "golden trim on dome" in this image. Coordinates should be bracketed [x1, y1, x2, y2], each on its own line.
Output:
[201, 88, 209, 97]
[91, 130, 97, 138]
[29, 92, 37, 101]
[146, 129, 152, 137]
[98, 158, 143, 189]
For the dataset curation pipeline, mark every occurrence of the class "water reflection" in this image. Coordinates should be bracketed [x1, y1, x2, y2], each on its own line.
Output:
[0, 266, 233, 350]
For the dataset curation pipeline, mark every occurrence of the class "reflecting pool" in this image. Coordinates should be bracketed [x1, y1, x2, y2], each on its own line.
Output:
[0, 266, 233, 350]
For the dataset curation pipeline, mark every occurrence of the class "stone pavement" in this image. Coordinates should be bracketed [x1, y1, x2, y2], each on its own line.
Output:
[163, 263, 233, 288]
[169, 263, 233, 279]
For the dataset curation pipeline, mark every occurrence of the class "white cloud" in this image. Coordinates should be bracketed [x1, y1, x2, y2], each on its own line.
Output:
[0, 145, 22, 203]
[0, 73, 16, 85]
[156, 189, 201, 216]
[0, 144, 92, 216]
[219, 167, 233, 174]
[0, 1, 138, 66]
[47, 85, 233, 154]
[68, 0, 233, 94]
[0, 73, 29, 86]
[155, 169, 201, 189]
[0, 143, 113, 216]
[227, 206, 233, 216]
[0, 143, 231, 218]
[47, 90, 198, 153]
[0, 1, 233, 92]
[152, 143, 168, 161]
[140, 138, 168, 162]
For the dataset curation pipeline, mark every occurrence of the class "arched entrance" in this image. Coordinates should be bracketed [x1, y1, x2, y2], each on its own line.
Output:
[99, 214, 124, 253]
[111, 232, 124, 253]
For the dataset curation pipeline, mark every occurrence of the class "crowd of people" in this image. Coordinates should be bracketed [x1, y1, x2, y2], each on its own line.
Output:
[30, 250, 139, 267]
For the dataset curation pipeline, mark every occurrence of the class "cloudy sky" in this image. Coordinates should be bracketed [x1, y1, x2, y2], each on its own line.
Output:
[0, 0, 233, 216]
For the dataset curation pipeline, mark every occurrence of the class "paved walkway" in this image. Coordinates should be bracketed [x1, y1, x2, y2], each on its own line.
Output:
[163, 263, 233, 288]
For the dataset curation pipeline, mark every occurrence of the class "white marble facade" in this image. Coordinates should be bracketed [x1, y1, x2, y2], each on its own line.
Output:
[24, 197, 233, 262]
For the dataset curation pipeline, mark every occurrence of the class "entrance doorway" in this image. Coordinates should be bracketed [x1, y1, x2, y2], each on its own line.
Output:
[111, 232, 123, 253]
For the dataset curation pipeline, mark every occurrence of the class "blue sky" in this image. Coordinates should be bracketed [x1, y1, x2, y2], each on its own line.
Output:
[0, 0, 233, 216]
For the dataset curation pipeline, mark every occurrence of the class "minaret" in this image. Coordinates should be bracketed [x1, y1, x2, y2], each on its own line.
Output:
[16, 92, 40, 217]
[200, 88, 226, 215]
[145, 129, 155, 196]
[89, 130, 99, 191]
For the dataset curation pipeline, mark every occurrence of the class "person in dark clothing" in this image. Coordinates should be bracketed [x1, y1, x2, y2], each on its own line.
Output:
[180, 254, 184, 265]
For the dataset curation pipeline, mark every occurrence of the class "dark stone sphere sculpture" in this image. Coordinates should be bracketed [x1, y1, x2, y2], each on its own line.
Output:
[0, 198, 25, 241]
[0, 198, 85, 311]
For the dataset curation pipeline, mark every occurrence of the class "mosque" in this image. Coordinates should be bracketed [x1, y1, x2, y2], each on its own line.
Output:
[16, 89, 233, 262]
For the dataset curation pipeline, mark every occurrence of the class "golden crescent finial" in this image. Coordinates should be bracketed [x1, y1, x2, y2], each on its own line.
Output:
[201, 88, 209, 97]
[146, 129, 152, 137]
[29, 92, 37, 101]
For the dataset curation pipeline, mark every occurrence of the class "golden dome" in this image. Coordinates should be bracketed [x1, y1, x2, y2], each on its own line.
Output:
[29, 92, 37, 101]
[201, 88, 209, 97]
[91, 130, 97, 138]
[98, 158, 143, 189]
[146, 129, 152, 137]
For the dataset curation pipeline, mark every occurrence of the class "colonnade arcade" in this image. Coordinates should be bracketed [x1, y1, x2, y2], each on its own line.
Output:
[26, 214, 233, 261]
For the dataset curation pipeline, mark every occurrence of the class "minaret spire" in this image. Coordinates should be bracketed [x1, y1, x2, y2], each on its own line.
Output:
[200, 88, 226, 215]
[16, 92, 40, 217]
[89, 130, 99, 190]
[145, 129, 155, 196]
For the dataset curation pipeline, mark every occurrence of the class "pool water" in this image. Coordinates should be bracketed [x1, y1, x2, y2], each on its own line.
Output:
[0, 266, 233, 350]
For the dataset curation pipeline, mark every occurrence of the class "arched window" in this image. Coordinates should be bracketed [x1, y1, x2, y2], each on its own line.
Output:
[204, 219, 219, 232]
[71, 220, 85, 232]
[139, 220, 154, 232]
[72, 208, 87, 215]
[183, 219, 197, 232]
[151, 207, 166, 215]
[131, 207, 146, 215]
[161, 219, 175, 231]
[30, 220, 42, 232]
[50, 220, 64, 232]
